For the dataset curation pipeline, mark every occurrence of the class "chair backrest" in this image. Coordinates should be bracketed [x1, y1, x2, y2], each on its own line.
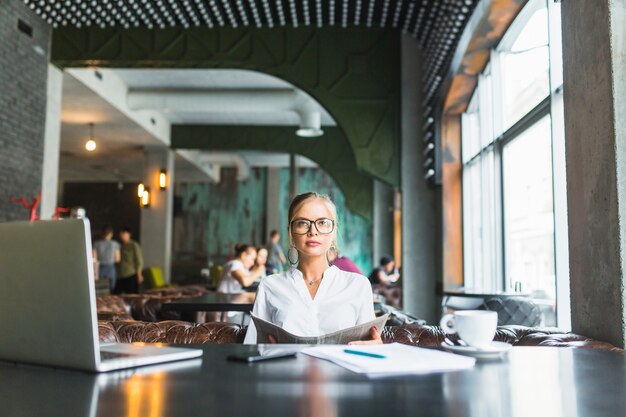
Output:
[144, 266, 165, 288]
[480, 296, 542, 327]
[210, 265, 223, 287]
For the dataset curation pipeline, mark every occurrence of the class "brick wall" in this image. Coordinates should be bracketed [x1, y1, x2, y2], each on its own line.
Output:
[0, 0, 50, 222]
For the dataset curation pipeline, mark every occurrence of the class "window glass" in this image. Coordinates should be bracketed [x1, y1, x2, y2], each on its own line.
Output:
[502, 116, 555, 298]
[462, 151, 498, 292]
[499, 7, 550, 130]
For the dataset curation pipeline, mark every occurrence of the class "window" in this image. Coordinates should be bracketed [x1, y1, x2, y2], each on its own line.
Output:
[461, 0, 567, 327]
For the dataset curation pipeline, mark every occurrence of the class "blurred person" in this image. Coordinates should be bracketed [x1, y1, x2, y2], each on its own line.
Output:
[93, 226, 121, 291]
[368, 255, 400, 285]
[115, 227, 143, 294]
[244, 192, 380, 345]
[266, 230, 286, 275]
[327, 250, 363, 275]
[255, 246, 269, 279]
[218, 244, 265, 294]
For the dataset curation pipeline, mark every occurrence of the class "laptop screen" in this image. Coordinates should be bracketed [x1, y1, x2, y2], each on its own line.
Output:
[0, 219, 100, 370]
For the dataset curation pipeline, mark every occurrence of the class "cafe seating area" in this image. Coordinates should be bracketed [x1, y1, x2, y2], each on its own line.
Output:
[2, 0, 626, 415]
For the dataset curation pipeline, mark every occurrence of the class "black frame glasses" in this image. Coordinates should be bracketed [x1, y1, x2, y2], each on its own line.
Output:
[290, 218, 335, 235]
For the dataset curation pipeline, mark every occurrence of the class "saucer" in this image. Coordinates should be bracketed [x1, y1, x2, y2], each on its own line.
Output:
[440, 341, 512, 359]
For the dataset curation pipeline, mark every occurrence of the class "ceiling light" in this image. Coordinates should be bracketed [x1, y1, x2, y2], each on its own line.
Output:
[85, 122, 97, 152]
[296, 111, 323, 138]
[137, 183, 145, 197]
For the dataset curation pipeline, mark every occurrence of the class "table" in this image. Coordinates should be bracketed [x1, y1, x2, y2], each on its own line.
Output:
[162, 292, 256, 322]
[162, 292, 256, 313]
[0, 345, 624, 416]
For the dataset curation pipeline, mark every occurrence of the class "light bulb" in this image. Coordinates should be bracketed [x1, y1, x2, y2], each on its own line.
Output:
[85, 139, 96, 151]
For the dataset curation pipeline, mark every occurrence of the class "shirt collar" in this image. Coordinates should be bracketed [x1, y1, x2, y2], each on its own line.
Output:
[288, 265, 338, 282]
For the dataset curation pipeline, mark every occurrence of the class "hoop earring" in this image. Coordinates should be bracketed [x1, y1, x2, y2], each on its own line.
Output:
[288, 246, 299, 265]
[326, 245, 338, 266]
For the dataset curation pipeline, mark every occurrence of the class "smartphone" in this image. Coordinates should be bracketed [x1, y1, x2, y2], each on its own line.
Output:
[227, 349, 298, 363]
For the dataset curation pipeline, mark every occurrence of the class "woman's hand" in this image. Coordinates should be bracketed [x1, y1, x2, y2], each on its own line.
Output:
[347, 326, 383, 345]
[268, 334, 277, 344]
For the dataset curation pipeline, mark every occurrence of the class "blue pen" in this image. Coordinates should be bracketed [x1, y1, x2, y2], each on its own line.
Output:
[343, 349, 386, 359]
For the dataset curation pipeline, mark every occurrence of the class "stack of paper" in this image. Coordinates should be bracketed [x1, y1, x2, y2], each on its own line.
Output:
[301, 343, 476, 377]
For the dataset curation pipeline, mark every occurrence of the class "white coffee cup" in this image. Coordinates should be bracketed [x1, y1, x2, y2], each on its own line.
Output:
[439, 310, 497, 348]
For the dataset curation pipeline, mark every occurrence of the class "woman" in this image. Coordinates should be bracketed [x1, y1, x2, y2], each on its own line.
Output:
[255, 246, 269, 280]
[244, 192, 381, 345]
[217, 244, 265, 294]
[368, 256, 400, 285]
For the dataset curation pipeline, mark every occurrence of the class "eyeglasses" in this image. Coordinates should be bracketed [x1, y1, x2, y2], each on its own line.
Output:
[290, 218, 335, 235]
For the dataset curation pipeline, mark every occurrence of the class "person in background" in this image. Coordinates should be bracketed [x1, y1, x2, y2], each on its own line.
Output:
[328, 250, 363, 275]
[255, 246, 269, 279]
[218, 244, 265, 293]
[368, 255, 400, 285]
[93, 226, 121, 292]
[115, 227, 144, 294]
[266, 230, 286, 275]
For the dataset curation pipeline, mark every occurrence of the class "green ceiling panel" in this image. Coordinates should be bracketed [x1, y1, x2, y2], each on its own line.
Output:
[51, 27, 401, 186]
[171, 125, 372, 220]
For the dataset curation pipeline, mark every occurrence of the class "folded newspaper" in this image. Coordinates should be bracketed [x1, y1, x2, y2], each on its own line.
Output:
[251, 313, 389, 344]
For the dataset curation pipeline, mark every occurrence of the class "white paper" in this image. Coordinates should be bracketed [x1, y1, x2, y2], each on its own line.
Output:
[301, 343, 476, 377]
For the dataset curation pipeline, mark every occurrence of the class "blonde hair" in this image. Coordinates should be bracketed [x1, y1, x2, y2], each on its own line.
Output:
[287, 192, 339, 252]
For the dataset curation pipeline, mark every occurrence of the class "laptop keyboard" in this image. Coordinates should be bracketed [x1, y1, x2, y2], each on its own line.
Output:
[100, 351, 138, 360]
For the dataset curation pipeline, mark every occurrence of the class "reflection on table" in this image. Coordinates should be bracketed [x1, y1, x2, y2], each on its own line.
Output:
[0, 345, 624, 417]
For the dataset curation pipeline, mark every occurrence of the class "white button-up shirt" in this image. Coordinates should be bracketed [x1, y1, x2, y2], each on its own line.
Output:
[243, 265, 375, 344]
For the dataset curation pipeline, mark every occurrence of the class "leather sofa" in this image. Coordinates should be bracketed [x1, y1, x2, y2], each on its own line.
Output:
[96, 285, 213, 322]
[372, 284, 402, 308]
[97, 320, 624, 353]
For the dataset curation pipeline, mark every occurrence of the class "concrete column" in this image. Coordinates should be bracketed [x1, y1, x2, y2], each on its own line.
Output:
[140, 148, 175, 284]
[562, 0, 626, 348]
[401, 35, 438, 323]
[373, 180, 395, 265]
[289, 153, 298, 201]
[266, 167, 281, 241]
[40, 65, 63, 219]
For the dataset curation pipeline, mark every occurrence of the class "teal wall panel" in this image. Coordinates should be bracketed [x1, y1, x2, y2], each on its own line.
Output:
[278, 168, 373, 275]
[173, 166, 372, 274]
[175, 168, 266, 260]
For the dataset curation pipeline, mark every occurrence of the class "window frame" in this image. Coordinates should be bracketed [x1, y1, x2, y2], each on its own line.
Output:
[460, 0, 568, 328]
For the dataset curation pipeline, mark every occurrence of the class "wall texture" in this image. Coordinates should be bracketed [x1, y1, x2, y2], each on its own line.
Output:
[562, 0, 626, 348]
[0, 0, 50, 221]
[173, 166, 372, 274]
[174, 168, 267, 262]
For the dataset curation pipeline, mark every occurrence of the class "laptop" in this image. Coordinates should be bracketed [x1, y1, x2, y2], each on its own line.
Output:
[0, 219, 202, 372]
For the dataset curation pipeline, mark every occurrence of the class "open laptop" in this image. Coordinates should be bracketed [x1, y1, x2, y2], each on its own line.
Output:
[0, 219, 202, 372]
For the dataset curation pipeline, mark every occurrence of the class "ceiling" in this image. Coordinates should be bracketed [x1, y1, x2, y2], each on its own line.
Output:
[60, 68, 321, 183]
[40, 0, 481, 186]
[25, 0, 479, 107]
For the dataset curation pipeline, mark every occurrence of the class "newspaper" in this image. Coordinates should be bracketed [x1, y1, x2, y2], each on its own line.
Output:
[251, 313, 389, 344]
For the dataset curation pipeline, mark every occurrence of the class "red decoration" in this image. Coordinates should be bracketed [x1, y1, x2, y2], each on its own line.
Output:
[10, 194, 42, 221]
[53, 207, 71, 220]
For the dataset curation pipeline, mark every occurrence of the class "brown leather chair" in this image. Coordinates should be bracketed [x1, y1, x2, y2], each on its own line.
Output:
[98, 320, 624, 354]
[372, 284, 402, 308]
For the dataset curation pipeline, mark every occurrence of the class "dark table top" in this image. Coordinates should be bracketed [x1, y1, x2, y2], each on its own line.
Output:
[162, 292, 256, 312]
[1, 345, 624, 417]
